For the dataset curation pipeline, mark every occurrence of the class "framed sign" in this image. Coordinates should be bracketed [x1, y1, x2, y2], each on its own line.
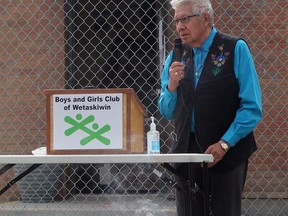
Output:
[45, 88, 146, 154]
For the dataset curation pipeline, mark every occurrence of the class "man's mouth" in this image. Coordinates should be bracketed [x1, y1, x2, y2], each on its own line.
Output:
[180, 33, 189, 38]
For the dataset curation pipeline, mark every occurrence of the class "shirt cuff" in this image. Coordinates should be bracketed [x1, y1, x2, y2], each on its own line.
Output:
[164, 85, 177, 98]
[221, 133, 241, 147]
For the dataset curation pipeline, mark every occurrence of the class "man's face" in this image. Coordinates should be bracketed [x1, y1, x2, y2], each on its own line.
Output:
[174, 3, 210, 47]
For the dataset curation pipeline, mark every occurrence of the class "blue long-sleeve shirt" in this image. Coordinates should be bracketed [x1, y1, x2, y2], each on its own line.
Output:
[158, 28, 262, 147]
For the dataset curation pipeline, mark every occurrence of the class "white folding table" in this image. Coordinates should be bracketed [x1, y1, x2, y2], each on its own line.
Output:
[0, 154, 213, 216]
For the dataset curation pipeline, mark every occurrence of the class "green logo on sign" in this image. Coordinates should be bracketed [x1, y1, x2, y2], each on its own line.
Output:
[64, 114, 111, 146]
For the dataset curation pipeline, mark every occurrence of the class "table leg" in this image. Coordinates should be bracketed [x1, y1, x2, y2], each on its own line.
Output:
[202, 162, 209, 216]
[0, 164, 42, 196]
[188, 163, 195, 216]
[0, 164, 15, 176]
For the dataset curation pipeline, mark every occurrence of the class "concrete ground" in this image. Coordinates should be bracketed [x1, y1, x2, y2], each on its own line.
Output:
[1, 194, 287, 216]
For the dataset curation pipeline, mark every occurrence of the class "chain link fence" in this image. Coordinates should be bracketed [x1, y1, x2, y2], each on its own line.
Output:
[0, 0, 287, 215]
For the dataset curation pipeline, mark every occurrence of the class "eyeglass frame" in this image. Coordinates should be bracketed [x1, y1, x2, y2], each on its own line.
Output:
[173, 14, 200, 25]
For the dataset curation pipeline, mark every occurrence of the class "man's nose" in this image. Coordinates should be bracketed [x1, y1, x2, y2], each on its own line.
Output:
[176, 22, 186, 30]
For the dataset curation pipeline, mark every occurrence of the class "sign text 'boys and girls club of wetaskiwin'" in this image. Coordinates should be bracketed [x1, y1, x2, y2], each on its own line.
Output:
[52, 93, 123, 150]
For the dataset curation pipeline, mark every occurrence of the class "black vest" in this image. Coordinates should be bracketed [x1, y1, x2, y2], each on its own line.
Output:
[173, 32, 257, 171]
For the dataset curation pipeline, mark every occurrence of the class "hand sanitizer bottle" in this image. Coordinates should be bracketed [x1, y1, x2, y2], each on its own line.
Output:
[147, 117, 160, 154]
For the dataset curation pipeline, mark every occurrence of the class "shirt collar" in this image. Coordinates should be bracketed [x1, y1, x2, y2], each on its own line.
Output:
[193, 27, 217, 53]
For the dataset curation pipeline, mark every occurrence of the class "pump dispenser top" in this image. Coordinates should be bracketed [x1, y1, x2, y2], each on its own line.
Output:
[150, 117, 156, 130]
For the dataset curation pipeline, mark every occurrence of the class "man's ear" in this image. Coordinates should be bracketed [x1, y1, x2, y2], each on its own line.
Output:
[203, 12, 211, 26]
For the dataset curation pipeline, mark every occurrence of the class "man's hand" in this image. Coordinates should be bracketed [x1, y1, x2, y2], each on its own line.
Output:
[168, 62, 185, 92]
[204, 141, 230, 168]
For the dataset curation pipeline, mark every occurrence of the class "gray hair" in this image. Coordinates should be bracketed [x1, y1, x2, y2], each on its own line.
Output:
[170, 0, 214, 23]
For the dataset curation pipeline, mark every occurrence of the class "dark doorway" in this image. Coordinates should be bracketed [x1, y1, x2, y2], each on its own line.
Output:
[65, 0, 159, 115]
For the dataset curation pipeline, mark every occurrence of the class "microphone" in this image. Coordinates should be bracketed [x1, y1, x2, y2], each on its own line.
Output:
[173, 38, 183, 62]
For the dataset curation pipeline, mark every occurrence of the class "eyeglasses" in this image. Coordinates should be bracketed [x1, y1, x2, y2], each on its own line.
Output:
[173, 14, 200, 25]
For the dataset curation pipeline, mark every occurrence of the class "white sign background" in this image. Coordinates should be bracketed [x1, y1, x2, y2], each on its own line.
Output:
[52, 93, 123, 150]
